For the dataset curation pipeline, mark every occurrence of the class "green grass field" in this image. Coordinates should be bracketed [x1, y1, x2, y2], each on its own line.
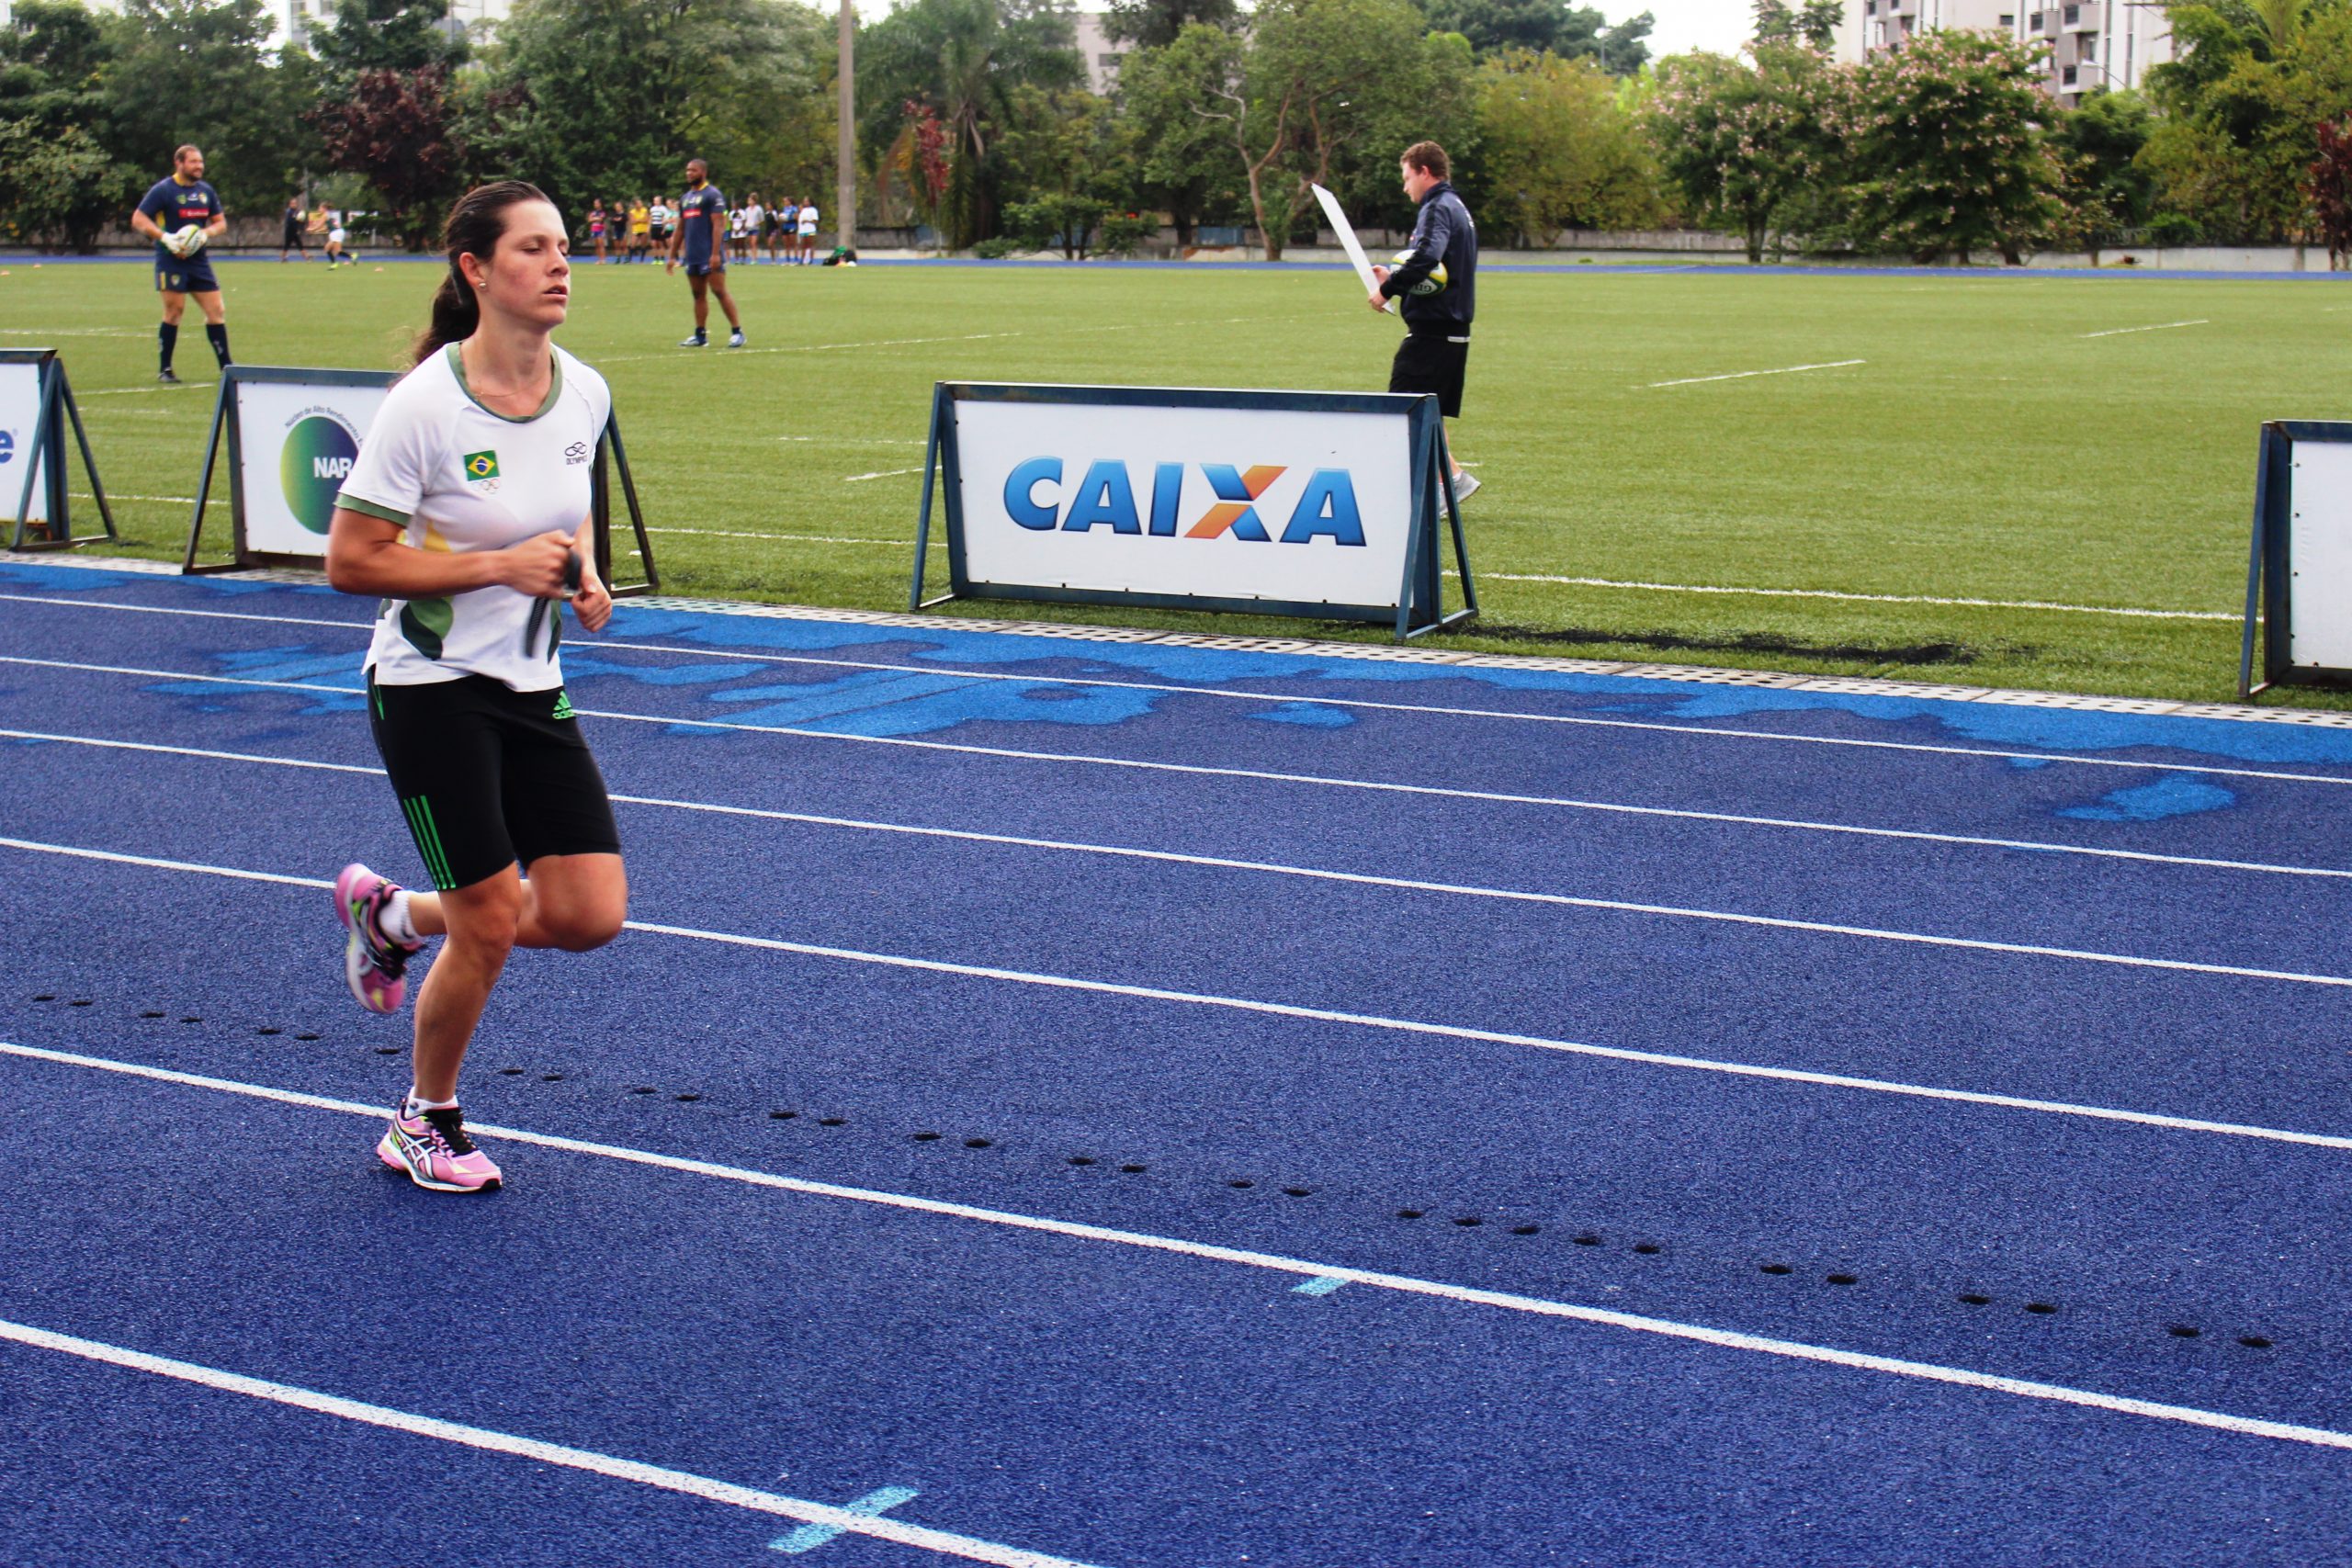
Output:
[6, 254, 2340, 703]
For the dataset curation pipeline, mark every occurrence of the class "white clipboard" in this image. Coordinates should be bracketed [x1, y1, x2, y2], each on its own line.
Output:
[1312, 183, 1395, 315]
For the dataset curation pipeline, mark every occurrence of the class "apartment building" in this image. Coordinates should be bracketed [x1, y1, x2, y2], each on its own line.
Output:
[2016, 0, 2173, 105]
[1859, 0, 2017, 57]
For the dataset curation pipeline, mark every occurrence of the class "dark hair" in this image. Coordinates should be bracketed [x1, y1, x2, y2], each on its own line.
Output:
[174, 143, 201, 165]
[414, 180, 554, 367]
[1400, 141, 1450, 180]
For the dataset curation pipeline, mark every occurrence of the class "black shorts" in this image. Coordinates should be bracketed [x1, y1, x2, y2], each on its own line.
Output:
[1389, 333, 1470, 418]
[367, 673, 620, 892]
[155, 255, 220, 296]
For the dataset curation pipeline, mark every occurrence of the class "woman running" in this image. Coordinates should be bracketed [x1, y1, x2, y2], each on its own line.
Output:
[324, 179, 627, 1194]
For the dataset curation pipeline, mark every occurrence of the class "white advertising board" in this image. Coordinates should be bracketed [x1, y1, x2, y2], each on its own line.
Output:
[233, 377, 393, 559]
[2288, 438, 2352, 671]
[950, 393, 1421, 614]
[0, 358, 49, 525]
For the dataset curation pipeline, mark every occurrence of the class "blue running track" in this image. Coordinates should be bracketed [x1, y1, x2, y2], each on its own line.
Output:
[6, 558, 2352, 1566]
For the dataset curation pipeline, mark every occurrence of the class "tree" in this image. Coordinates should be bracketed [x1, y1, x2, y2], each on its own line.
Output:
[1102, 0, 1238, 49]
[1191, 0, 1468, 259]
[2043, 88, 2154, 257]
[859, 0, 1083, 245]
[1844, 29, 2059, 264]
[97, 0, 314, 203]
[311, 63, 463, 246]
[1471, 48, 1666, 242]
[1647, 46, 1838, 261]
[311, 0, 467, 83]
[475, 0, 835, 225]
[1116, 23, 1246, 243]
[0, 120, 138, 250]
[0, 0, 117, 136]
[2143, 1, 2352, 243]
[1417, 0, 1650, 72]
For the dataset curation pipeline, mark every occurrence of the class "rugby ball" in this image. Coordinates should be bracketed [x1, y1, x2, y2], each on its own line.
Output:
[1391, 249, 1446, 296]
[168, 223, 206, 257]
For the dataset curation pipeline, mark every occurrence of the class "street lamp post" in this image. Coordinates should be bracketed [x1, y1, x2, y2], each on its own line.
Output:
[837, 0, 855, 254]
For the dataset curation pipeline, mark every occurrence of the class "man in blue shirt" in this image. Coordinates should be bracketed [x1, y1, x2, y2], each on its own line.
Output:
[130, 144, 232, 385]
[665, 157, 745, 348]
[1369, 140, 1479, 502]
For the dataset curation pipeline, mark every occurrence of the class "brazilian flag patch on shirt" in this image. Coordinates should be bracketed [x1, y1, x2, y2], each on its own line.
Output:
[462, 450, 500, 481]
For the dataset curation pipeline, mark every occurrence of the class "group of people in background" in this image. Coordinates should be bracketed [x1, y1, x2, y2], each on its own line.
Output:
[277, 197, 354, 265]
[584, 194, 820, 265]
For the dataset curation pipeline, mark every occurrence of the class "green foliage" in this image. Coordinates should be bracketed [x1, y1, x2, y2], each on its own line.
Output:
[2311, 113, 2352, 264]
[858, 0, 1082, 244]
[97, 0, 316, 198]
[1842, 29, 2060, 264]
[1470, 49, 1665, 242]
[1418, 0, 1650, 73]
[971, 233, 1022, 254]
[1114, 22, 1247, 241]
[1647, 46, 1838, 261]
[1002, 193, 1109, 254]
[310, 0, 467, 83]
[0, 0, 115, 136]
[311, 64, 464, 247]
[2142, 0, 2352, 242]
[471, 0, 833, 224]
[2044, 89, 2155, 251]
[1095, 209, 1156, 254]
[0, 118, 139, 249]
[1102, 0, 1238, 49]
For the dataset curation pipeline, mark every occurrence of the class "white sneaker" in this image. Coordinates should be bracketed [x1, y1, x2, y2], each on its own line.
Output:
[1449, 471, 1481, 504]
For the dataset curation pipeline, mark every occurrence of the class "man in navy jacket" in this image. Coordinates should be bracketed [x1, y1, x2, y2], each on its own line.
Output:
[1369, 141, 1479, 502]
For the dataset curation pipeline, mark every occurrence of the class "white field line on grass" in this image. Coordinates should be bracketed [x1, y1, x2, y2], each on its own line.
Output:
[0, 1314, 1100, 1568]
[7, 837, 2352, 1153]
[6, 596, 2349, 788]
[596, 312, 1305, 369]
[7, 1036, 2352, 1456]
[1459, 573, 2234, 623]
[650, 526, 901, 546]
[12, 721, 2351, 893]
[1644, 359, 1866, 389]
[2081, 321, 2210, 339]
[70, 490, 200, 506]
[842, 468, 924, 483]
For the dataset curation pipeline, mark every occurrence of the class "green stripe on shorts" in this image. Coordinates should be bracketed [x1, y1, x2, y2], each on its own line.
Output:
[401, 794, 456, 890]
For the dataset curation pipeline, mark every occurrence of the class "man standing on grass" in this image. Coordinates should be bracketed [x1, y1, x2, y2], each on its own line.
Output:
[1368, 140, 1478, 502]
[668, 157, 744, 347]
[130, 144, 232, 385]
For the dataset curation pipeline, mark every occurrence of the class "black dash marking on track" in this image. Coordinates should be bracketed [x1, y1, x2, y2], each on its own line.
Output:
[1396, 1209, 1424, 1220]
[1227, 1179, 1254, 1189]
[500, 1067, 526, 1076]
[675, 1093, 701, 1102]
[1067, 1155, 1096, 1166]
[2240, 1336, 2274, 1348]
[630, 1086, 658, 1095]
[1282, 1187, 1313, 1198]
[1119, 1163, 1148, 1174]
[256, 1027, 280, 1036]
[913, 1131, 943, 1142]
[1958, 1293, 1993, 1305]
[541, 1074, 563, 1082]
[178, 1016, 199, 1024]
[1760, 1263, 1793, 1276]
[294, 1032, 319, 1041]
[1826, 1274, 1859, 1286]
[69, 999, 92, 1008]
[2025, 1302, 2058, 1314]
[140, 1010, 164, 1019]
[771, 1109, 798, 1120]
[817, 1116, 844, 1126]
[1453, 1216, 1483, 1228]
[375, 1046, 401, 1055]
[1510, 1224, 1541, 1235]
[31, 995, 54, 1002]
[964, 1137, 992, 1149]
[1633, 1243, 1661, 1255]
[1572, 1233, 1602, 1247]
[2168, 1325, 2201, 1338]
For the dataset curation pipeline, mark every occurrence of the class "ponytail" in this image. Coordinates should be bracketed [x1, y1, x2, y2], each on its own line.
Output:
[411, 179, 554, 367]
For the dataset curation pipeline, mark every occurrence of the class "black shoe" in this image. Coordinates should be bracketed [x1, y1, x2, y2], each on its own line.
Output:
[157, 367, 180, 384]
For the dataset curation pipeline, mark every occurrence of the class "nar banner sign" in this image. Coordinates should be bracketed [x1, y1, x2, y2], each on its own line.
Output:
[917, 384, 1472, 635]
[232, 374, 394, 561]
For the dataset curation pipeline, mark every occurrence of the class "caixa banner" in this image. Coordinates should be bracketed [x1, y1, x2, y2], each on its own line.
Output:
[910, 383, 1476, 638]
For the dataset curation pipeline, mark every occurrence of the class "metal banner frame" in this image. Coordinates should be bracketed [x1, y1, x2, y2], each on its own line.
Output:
[3, 348, 117, 552]
[182, 364, 660, 596]
[2239, 420, 2352, 700]
[908, 381, 1476, 641]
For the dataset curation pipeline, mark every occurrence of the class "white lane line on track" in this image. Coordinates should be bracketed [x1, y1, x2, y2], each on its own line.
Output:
[1645, 360, 1866, 389]
[12, 722, 2352, 914]
[1459, 574, 2235, 623]
[2081, 320, 2209, 339]
[0, 1314, 1099, 1568]
[15, 658, 2352, 887]
[6, 836, 2351, 1151]
[7, 1036, 2351, 1454]
[6, 600, 2350, 788]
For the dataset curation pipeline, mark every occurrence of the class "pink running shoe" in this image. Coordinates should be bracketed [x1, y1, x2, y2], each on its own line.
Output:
[377, 1103, 503, 1192]
[334, 863, 420, 1014]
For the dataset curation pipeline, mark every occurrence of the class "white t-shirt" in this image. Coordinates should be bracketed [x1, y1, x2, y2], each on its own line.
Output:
[337, 342, 612, 693]
[797, 205, 819, 235]
[744, 203, 765, 231]
[650, 202, 672, 226]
